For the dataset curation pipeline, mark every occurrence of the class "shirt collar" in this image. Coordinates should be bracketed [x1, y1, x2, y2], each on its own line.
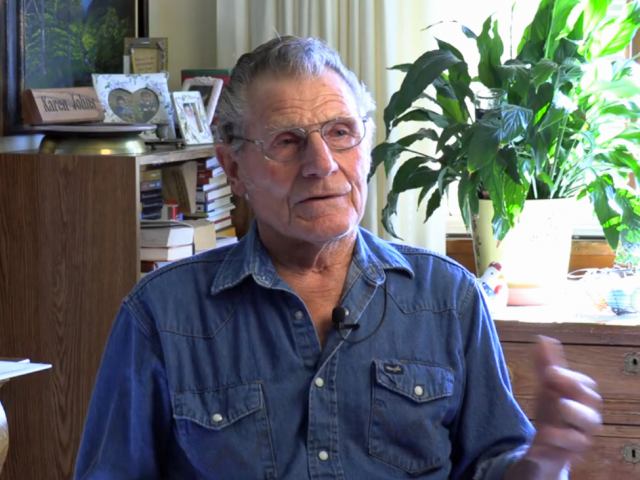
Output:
[210, 221, 414, 295]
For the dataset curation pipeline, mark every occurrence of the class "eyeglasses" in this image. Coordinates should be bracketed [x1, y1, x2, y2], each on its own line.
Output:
[233, 116, 369, 163]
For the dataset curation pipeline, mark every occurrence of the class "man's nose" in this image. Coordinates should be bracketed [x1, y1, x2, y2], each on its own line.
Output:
[300, 131, 338, 178]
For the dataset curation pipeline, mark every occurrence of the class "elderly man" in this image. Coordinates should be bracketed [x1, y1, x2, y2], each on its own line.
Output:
[74, 36, 601, 480]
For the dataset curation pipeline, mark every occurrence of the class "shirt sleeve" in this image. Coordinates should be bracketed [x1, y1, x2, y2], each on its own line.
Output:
[74, 301, 196, 480]
[449, 278, 536, 480]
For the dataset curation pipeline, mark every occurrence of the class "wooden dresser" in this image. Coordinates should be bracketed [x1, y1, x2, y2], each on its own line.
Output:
[495, 315, 640, 479]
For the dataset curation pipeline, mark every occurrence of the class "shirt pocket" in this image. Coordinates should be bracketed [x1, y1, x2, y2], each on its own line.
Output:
[368, 359, 455, 476]
[173, 381, 277, 480]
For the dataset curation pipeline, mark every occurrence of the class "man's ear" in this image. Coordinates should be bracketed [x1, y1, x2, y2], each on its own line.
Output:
[216, 143, 247, 197]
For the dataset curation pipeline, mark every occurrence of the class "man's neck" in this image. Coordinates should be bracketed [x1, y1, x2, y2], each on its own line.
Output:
[256, 222, 357, 276]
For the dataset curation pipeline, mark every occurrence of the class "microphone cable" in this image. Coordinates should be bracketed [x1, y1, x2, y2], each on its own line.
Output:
[333, 280, 388, 345]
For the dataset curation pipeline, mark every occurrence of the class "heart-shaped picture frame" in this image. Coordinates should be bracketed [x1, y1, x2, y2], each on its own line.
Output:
[92, 72, 176, 140]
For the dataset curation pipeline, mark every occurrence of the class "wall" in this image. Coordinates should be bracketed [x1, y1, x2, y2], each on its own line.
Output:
[148, 0, 218, 91]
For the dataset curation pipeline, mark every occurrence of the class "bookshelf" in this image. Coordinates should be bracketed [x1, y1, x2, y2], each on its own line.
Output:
[0, 145, 215, 480]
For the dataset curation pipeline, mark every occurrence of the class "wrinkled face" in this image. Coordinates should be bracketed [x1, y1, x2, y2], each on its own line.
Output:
[219, 69, 372, 245]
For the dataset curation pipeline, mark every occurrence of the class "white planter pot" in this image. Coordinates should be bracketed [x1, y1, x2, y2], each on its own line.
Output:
[470, 198, 575, 305]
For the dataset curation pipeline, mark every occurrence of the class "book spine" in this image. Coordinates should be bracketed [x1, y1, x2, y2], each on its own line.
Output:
[140, 189, 163, 201]
[140, 179, 162, 192]
[141, 200, 164, 212]
[140, 210, 162, 220]
[140, 169, 162, 182]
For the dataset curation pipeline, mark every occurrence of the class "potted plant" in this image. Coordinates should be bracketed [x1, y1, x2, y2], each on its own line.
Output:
[372, 0, 640, 304]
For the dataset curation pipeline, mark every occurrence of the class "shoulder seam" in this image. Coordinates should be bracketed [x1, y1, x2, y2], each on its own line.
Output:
[389, 243, 476, 279]
[121, 299, 156, 339]
[130, 255, 226, 300]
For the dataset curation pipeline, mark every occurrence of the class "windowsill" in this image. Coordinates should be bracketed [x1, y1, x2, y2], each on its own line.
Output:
[446, 237, 615, 276]
[492, 304, 640, 326]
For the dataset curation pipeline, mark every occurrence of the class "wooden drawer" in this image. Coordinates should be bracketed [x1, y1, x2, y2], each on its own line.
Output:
[566, 426, 640, 479]
[502, 343, 640, 425]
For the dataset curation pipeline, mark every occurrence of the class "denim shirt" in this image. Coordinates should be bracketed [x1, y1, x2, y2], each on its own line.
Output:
[75, 223, 534, 480]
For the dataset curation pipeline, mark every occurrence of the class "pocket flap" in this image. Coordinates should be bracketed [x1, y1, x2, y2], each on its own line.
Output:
[173, 382, 263, 430]
[373, 359, 454, 403]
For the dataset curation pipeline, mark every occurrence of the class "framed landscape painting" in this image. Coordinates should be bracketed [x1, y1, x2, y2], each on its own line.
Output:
[1, 0, 137, 134]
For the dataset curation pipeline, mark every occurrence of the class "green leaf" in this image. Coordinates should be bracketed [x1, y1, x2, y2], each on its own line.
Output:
[480, 163, 510, 241]
[518, 0, 554, 62]
[533, 59, 558, 90]
[597, 148, 640, 181]
[468, 119, 501, 172]
[498, 147, 522, 185]
[382, 191, 401, 238]
[370, 142, 404, 178]
[616, 189, 640, 248]
[547, 0, 584, 59]
[500, 104, 534, 142]
[392, 156, 432, 191]
[437, 123, 468, 153]
[586, 175, 621, 249]
[477, 17, 504, 88]
[391, 166, 440, 194]
[526, 82, 555, 116]
[392, 108, 453, 130]
[497, 60, 531, 99]
[389, 50, 462, 127]
[538, 103, 567, 131]
[462, 25, 478, 39]
[587, 1, 640, 60]
[583, 0, 611, 35]
[397, 128, 440, 147]
[539, 171, 555, 189]
[580, 77, 640, 100]
[383, 91, 401, 138]
[388, 63, 412, 72]
[426, 189, 443, 223]
[553, 38, 582, 64]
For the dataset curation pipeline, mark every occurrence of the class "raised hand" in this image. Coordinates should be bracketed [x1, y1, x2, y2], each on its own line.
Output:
[507, 336, 603, 480]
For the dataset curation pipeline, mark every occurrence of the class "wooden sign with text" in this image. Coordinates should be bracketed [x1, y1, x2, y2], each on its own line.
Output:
[22, 88, 105, 125]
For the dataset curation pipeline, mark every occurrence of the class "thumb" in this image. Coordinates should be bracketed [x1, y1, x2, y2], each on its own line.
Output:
[534, 336, 566, 381]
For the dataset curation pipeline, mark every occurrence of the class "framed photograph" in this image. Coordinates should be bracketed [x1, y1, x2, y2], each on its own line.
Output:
[124, 37, 168, 74]
[172, 91, 214, 145]
[92, 72, 176, 140]
[181, 77, 224, 125]
[1, 0, 136, 134]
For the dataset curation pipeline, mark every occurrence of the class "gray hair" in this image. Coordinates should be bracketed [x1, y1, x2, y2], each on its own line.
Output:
[216, 35, 376, 150]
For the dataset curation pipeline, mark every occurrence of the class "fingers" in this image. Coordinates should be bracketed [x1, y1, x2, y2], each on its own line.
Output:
[543, 366, 601, 409]
[532, 425, 593, 453]
[557, 398, 602, 435]
[534, 336, 567, 379]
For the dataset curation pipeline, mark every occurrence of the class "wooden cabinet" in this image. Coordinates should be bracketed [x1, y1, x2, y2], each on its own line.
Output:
[0, 146, 215, 480]
[496, 319, 640, 479]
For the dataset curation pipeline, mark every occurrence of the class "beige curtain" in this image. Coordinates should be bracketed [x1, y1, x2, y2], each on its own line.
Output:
[214, 0, 446, 253]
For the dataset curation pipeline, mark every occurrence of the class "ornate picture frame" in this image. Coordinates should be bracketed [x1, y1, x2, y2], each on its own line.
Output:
[180, 77, 224, 125]
[92, 72, 176, 140]
[172, 91, 214, 145]
[124, 37, 169, 74]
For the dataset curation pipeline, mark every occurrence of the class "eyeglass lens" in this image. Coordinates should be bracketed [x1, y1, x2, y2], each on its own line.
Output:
[263, 117, 365, 162]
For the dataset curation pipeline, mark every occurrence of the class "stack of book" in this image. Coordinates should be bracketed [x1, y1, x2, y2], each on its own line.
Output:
[140, 220, 195, 275]
[140, 168, 164, 220]
[183, 157, 236, 235]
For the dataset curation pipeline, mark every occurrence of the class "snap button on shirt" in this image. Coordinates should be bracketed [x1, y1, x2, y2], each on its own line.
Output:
[314, 377, 325, 388]
[318, 451, 329, 461]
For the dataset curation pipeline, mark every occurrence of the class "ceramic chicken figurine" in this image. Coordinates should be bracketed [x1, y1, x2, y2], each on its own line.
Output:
[476, 261, 509, 312]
